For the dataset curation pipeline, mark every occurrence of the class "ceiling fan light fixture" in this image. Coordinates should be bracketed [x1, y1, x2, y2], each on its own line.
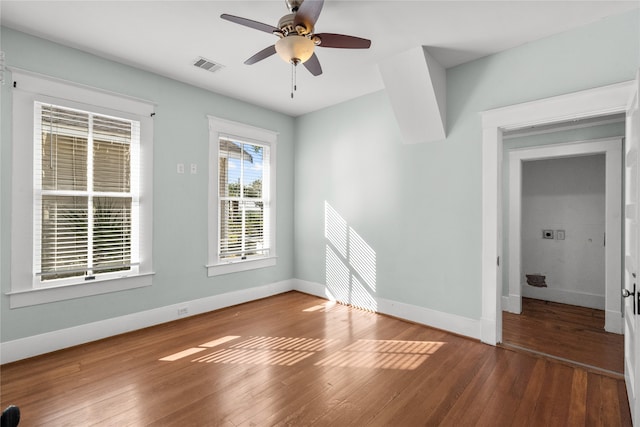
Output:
[275, 35, 315, 64]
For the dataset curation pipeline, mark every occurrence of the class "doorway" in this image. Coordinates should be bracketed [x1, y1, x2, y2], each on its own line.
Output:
[479, 80, 635, 346]
[504, 137, 623, 333]
[500, 138, 624, 373]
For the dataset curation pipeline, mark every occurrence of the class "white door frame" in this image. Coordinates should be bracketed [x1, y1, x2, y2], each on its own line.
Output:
[506, 138, 623, 334]
[480, 80, 634, 345]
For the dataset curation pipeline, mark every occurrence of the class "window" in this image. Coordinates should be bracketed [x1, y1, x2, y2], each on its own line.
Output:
[208, 116, 277, 276]
[218, 138, 270, 261]
[9, 70, 154, 307]
[35, 103, 139, 284]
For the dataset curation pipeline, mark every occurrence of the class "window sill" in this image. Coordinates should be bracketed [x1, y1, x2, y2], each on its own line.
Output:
[6, 273, 154, 308]
[206, 257, 277, 277]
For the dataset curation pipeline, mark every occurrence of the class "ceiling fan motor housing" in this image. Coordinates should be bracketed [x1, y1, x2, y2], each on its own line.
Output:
[278, 13, 313, 36]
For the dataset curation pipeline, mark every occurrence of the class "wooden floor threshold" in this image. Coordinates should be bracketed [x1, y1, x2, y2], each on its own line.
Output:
[499, 342, 624, 380]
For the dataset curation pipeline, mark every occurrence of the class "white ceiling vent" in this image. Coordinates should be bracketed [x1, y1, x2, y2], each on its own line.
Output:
[193, 57, 224, 73]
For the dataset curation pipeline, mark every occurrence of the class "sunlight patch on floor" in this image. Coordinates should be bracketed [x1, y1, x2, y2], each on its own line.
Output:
[159, 347, 208, 362]
[159, 336, 337, 365]
[315, 339, 445, 370]
[160, 335, 443, 370]
[303, 301, 338, 312]
[159, 335, 242, 362]
[200, 336, 241, 348]
[193, 349, 316, 366]
[232, 336, 336, 352]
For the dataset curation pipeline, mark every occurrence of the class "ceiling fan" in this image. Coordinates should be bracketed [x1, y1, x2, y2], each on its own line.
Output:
[220, 0, 371, 80]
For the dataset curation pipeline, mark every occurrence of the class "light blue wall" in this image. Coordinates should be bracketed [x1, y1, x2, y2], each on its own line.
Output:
[294, 9, 640, 320]
[0, 28, 296, 341]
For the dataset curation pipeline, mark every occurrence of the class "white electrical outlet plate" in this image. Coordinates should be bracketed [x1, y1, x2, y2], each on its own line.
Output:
[177, 163, 184, 174]
[190, 163, 197, 174]
[556, 230, 565, 240]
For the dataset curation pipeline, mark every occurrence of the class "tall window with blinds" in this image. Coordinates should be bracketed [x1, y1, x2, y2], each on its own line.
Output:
[218, 137, 271, 262]
[35, 103, 140, 283]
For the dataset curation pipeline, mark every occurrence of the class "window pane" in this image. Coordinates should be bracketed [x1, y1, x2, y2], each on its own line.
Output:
[41, 105, 88, 191]
[93, 115, 131, 192]
[244, 201, 265, 255]
[41, 196, 88, 280]
[93, 197, 131, 273]
[241, 144, 264, 199]
[219, 200, 266, 260]
[219, 139, 242, 197]
[219, 200, 243, 260]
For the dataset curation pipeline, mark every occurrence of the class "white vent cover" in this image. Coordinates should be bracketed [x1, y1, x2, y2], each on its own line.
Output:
[193, 57, 224, 73]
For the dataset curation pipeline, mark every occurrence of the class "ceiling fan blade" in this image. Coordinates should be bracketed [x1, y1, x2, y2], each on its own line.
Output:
[294, 0, 324, 31]
[244, 45, 277, 65]
[220, 14, 280, 34]
[303, 53, 322, 76]
[314, 33, 371, 49]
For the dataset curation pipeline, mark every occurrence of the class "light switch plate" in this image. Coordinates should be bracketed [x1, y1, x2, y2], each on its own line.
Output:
[556, 230, 565, 240]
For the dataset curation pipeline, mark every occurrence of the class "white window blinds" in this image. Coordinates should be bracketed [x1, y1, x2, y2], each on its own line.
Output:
[218, 137, 270, 261]
[35, 103, 139, 281]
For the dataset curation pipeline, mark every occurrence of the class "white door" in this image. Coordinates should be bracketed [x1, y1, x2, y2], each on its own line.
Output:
[625, 69, 640, 424]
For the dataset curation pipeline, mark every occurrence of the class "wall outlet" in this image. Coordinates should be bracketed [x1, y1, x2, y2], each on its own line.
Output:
[556, 230, 565, 240]
[177, 307, 188, 317]
[542, 229, 554, 239]
[177, 163, 185, 174]
[190, 163, 197, 174]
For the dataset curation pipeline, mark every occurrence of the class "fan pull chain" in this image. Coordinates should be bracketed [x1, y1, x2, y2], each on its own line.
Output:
[290, 61, 298, 99]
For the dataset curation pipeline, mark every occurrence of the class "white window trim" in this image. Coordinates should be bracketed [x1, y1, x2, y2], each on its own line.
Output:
[8, 69, 155, 308]
[207, 116, 277, 277]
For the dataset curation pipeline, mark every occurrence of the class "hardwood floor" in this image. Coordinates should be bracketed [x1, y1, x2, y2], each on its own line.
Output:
[1, 292, 631, 426]
[503, 298, 624, 375]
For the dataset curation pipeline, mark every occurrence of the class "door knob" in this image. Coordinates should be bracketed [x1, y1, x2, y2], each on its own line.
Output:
[623, 283, 637, 315]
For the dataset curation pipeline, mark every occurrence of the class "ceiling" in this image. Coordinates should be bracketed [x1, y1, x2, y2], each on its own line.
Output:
[1, 1, 638, 117]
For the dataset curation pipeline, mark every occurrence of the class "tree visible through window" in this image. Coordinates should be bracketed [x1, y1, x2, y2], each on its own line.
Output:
[218, 138, 270, 261]
[36, 103, 138, 282]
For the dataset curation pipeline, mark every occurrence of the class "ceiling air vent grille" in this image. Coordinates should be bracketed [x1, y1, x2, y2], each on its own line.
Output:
[193, 57, 224, 73]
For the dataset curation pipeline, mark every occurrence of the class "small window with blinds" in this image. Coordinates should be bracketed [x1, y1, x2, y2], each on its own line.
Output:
[218, 137, 270, 262]
[35, 103, 139, 283]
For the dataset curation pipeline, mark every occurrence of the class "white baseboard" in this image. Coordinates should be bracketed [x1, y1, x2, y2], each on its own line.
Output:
[0, 279, 294, 364]
[501, 294, 522, 314]
[501, 296, 510, 311]
[521, 286, 605, 310]
[292, 278, 333, 300]
[292, 279, 481, 340]
[480, 316, 497, 345]
[605, 309, 623, 335]
[377, 297, 481, 340]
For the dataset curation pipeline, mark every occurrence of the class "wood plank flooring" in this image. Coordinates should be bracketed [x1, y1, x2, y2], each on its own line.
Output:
[502, 298, 624, 374]
[1, 292, 631, 426]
